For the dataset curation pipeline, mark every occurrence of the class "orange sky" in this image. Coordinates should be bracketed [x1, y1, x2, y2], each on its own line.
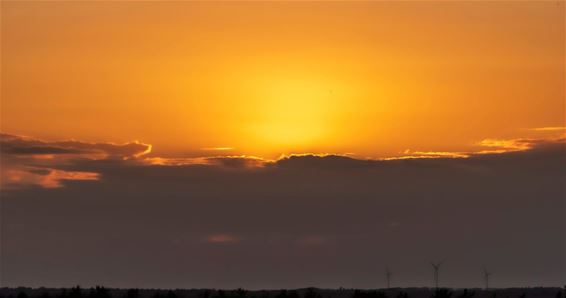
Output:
[1, 1, 564, 159]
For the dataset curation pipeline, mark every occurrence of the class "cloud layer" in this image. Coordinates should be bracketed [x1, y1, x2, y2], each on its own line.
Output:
[0, 132, 564, 289]
[0, 133, 152, 159]
[0, 133, 151, 189]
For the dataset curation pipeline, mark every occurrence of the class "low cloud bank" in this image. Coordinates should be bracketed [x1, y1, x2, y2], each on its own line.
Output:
[1, 132, 564, 189]
[0, 133, 151, 189]
[0, 133, 152, 159]
[0, 132, 564, 288]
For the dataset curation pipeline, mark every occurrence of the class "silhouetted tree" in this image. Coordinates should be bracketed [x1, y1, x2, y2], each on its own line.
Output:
[432, 289, 452, 298]
[201, 290, 211, 298]
[89, 286, 110, 298]
[216, 290, 226, 298]
[288, 291, 299, 298]
[304, 289, 321, 298]
[353, 290, 386, 298]
[166, 291, 176, 298]
[396, 292, 409, 298]
[16, 292, 28, 298]
[457, 290, 474, 298]
[235, 289, 247, 298]
[125, 289, 139, 298]
[59, 289, 69, 298]
[69, 287, 83, 298]
[556, 291, 563, 298]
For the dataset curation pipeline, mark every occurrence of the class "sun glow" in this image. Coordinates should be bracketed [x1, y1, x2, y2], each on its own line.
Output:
[237, 71, 357, 155]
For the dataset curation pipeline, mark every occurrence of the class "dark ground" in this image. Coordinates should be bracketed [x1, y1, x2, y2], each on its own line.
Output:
[1, 287, 564, 298]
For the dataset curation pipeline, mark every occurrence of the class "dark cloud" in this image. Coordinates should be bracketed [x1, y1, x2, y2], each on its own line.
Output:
[273, 154, 373, 170]
[206, 156, 266, 169]
[0, 133, 151, 159]
[0, 135, 564, 289]
[0, 133, 151, 189]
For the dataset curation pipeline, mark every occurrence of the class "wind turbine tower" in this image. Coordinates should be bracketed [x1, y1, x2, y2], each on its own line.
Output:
[431, 261, 444, 289]
[385, 266, 392, 289]
[483, 268, 492, 290]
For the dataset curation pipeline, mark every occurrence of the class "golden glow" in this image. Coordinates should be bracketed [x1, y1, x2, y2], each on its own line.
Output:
[1, 1, 564, 159]
[531, 127, 566, 132]
[242, 74, 352, 151]
[478, 139, 533, 151]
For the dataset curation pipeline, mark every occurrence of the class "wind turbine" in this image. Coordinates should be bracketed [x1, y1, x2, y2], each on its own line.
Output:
[483, 268, 492, 290]
[431, 261, 444, 289]
[385, 266, 392, 289]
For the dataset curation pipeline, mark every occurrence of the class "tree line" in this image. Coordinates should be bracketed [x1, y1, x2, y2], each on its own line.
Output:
[1, 287, 563, 298]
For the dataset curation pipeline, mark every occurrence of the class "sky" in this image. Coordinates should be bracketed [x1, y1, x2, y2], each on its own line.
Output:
[2, 1, 564, 158]
[0, 0, 565, 290]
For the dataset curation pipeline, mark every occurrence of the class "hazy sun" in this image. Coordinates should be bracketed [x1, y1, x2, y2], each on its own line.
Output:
[244, 75, 346, 152]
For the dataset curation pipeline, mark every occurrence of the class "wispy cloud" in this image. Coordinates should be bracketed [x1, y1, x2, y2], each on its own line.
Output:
[0, 133, 149, 189]
[0, 133, 152, 160]
[474, 136, 566, 154]
[201, 147, 234, 151]
[205, 234, 240, 244]
[3, 167, 99, 189]
[278, 152, 354, 160]
[145, 155, 266, 168]
[386, 150, 469, 160]
[297, 235, 326, 246]
[386, 136, 566, 160]
[477, 138, 534, 153]
[530, 126, 566, 132]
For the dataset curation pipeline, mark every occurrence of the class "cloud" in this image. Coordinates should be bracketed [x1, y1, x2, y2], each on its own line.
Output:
[206, 156, 267, 168]
[0, 133, 152, 159]
[476, 136, 565, 155]
[530, 126, 566, 132]
[297, 235, 326, 246]
[0, 133, 564, 288]
[478, 138, 534, 152]
[386, 150, 469, 160]
[201, 147, 235, 151]
[0, 133, 149, 189]
[3, 167, 99, 189]
[2, 132, 565, 190]
[389, 136, 565, 160]
[274, 153, 372, 169]
[205, 234, 240, 244]
[145, 155, 267, 168]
